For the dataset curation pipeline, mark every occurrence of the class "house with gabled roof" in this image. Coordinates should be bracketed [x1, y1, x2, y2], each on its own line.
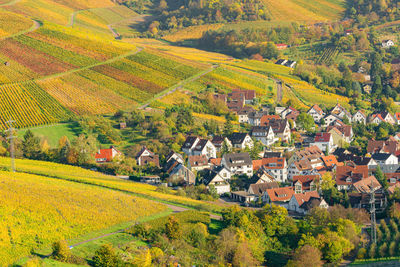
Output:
[95, 146, 123, 163]
[351, 176, 382, 194]
[203, 166, 231, 194]
[221, 152, 253, 177]
[251, 126, 277, 146]
[211, 135, 232, 152]
[228, 132, 254, 150]
[311, 132, 335, 153]
[237, 106, 256, 123]
[330, 103, 352, 120]
[323, 114, 342, 127]
[135, 146, 159, 167]
[248, 110, 269, 126]
[308, 104, 325, 123]
[181, 136, 216, 159]
[253, 157, 288, 182]
[369, 112, 396, 125]
[261, 118, 291, 142]
[188, 155, 209, 171]
[367, 140, 400, 155]
[336, 165, 369, 191]
[263, 186, 294, 207]
[229, 89, 256, 105]
[248, 182, 279, 198]
[288, 191, 328, 215]
[371, 153, 399, 166]
[352, 110, 367, 124]
[250, 168, 275, 184]
[292, 175, 320, 194]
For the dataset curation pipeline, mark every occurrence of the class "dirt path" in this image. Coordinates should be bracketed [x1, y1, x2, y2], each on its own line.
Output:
[139, 65, 218, 109]
[65, 203, 220, 249]
[276, 79, 283, 103]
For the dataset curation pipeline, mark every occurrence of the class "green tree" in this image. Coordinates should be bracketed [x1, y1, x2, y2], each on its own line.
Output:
[296, 113, 314, 132]
[92, 244, 119, 267]
[374, 165, 388, 188]
[223, 119, 234, 136]
[22, 130, 41, 159]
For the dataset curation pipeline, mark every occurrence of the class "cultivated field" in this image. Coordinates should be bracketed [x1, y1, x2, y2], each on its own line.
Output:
[0, 170, 166, 265]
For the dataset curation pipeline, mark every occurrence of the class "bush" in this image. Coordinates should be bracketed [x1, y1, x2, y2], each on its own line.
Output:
[50, 240, 86, 264]
[92, 244, 120, 267]
[23, 257, 42, 267]
[357, 247, 367, 259]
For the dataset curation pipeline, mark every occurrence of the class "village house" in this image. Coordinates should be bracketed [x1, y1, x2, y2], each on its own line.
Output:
[263, 186, 294, 207]
[330, 103, 352, 120]
[251, 168, 276, 184]
[276, 43, 288, 50]
[335, 165, 369, 191]
[251, 126, 277, 146]
[351, 175, 382, 194]
[95, 146, 123, 163]
[292, 175, 320, 194]
[253, 157, 288, 183]
[323, 114, 342, 127]
[221, 152, 253, 177]
[382, 39, 395, 48]
[135, 146, 160, 167]
[188, 155, 210, 171]
[211, 135, 232, 152]
[228, 89, 256, 105]
[367, 139, 400, 155]
[203, 167, 231, 195]
[164, 154, 196, 186]
[352, 110, 367, 124]
[371, 153, 399, 167]
[237, 106, 256, 123]
[279, 106, 300, 122]
[311, 132, 336, 153]
[228, 132, 254, 150]
[369, 112, 396, 125]
[248, 110, 268, 126]
[307, 104, 325, 123]
[395, 113, 400, 125]
[327, 125, 353, 144]
[288, 191, 328, 215]
[247, 182, 280, 199]
[261, 118, 291, 142]
[182, 136, 217, 159]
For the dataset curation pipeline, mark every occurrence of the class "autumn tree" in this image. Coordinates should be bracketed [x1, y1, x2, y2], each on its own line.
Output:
[165, 216, 181, 240]
[92, 244, 120, 267]
[286, 245, 323, 267]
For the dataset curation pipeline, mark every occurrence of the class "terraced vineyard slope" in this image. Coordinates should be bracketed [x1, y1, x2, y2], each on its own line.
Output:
[0, 169, 166, 265]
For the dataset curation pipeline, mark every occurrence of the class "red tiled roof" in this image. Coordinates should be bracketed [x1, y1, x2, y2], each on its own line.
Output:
[266, 187, 294, 202]
[314, 132, 331, 142]
[353, 176, 381, 193]
[310, 104, 324, 115]
[95, 148, 113, 162]
[293, 191, 320, 206]
[189, 155, 208, 167]
[322, 155, 338, 167]
[253, 157, 286, 171]
[260, 115, 281, 126]
[336, 165, 369, 185]
[210, 158, 222, 166]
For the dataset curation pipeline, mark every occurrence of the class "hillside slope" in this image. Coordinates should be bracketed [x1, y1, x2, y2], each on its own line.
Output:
[0, 169, 166, 265]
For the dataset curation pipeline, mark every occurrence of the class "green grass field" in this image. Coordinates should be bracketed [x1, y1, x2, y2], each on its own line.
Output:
[17, 123, 80, 147]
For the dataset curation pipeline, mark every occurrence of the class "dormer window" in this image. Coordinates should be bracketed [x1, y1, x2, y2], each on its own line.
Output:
[390, 178, 397, 184]
[346, 177, 352, 183]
